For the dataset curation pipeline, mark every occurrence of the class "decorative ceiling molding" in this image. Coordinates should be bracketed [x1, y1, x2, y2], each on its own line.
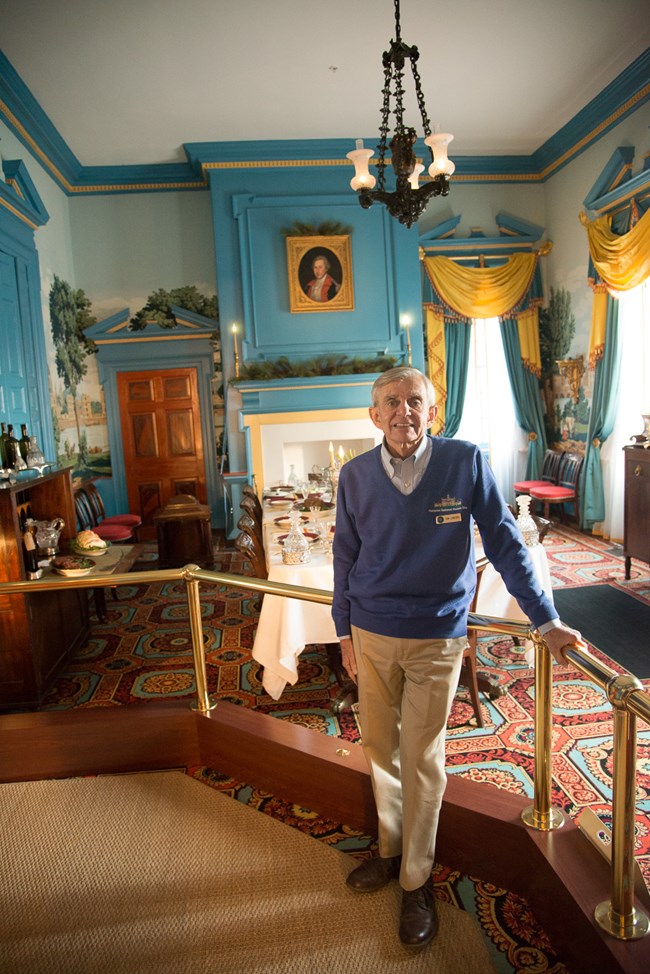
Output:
[0, 48, 648, 197]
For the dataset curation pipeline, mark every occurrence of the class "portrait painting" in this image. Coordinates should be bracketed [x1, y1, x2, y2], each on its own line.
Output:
[286, 235, 354, 313]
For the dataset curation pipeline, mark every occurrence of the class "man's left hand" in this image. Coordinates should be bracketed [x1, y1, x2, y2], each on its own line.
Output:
[542, 624, 587, 666]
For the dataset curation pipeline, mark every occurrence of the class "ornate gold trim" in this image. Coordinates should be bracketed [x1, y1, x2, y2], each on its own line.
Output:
[0, 194, 38, 229]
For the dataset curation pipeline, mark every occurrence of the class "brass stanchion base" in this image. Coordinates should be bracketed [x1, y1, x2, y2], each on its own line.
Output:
[521, 805, 565, 831]
[190, 697, 219, 714]
[595, 900, 650, 940]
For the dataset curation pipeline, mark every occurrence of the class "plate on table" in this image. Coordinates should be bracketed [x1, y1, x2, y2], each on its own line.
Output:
[52, 555, 96, 577]
[273, 514, 309, 527]
[276, 531, 320, 545]
[265, 497, 294, 508]
[71, 540, 111, 557]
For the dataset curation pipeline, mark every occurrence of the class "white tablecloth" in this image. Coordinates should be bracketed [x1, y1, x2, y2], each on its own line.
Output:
[252, 499, 553, 699]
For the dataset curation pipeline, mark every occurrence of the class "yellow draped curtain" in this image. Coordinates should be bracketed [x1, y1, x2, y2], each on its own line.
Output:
[425, 306, 446, 435]
[422, 252, 542, 405]
[581, 207, 650, 365]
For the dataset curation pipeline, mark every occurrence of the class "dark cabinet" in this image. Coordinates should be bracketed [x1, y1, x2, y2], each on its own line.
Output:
[0, 466, 88, 710]
[623, 445, 650, 579]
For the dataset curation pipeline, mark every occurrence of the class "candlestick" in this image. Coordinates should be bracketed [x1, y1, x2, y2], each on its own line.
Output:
[329, 441, 335, 468]
[400, 314, 412, 366]
[231, 323, 240, 378]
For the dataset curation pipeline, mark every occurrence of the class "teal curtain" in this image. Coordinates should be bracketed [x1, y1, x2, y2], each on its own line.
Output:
[580, 296, 622, 527]
[500, 317, 547, 478]
[442, 319, 471, 438]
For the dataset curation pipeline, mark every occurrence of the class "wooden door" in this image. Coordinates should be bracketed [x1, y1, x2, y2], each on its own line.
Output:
[117, 369, 207, 531]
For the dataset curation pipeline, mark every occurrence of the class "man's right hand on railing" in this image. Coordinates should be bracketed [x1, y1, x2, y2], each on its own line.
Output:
[543, 623, 587, 666]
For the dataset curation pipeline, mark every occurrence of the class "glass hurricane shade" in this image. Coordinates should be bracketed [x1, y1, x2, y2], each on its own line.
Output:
[424, 132, 455, 177]
[346, 141, 376, 191]
[347, 133, 454, 193]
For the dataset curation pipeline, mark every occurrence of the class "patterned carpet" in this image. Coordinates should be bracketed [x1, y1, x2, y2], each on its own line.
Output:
[40, 525, 650, 974]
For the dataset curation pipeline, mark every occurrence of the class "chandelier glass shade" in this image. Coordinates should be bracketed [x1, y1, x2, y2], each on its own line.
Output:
[346, 0, 454, 228]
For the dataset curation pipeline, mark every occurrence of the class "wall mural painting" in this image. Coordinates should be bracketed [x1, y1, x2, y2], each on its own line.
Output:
[47, 275, 111, 483]
[286, 234, 354, 313]
[538, 286, 589, 451]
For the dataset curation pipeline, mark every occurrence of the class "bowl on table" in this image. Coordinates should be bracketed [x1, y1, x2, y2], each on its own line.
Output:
[52, 554, 96, 577]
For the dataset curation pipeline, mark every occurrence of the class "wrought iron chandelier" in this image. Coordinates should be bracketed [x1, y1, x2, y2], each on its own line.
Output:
[346, 0, 454, 229]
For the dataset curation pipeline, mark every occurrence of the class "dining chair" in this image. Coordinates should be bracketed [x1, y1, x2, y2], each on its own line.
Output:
[234, 530, 268, 581]
[241, 484, 264, 523]
[457, 555, 494, 727]
[529, 453, 583, 524]
[513, 449, 563, 501]
[239, 494, 264, 537]
[237, 512, 264, 550]
[81, 482, 142, 538]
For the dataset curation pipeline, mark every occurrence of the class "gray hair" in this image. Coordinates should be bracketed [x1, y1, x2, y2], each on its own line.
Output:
[371, 367, 436, 407]
[312, 254, 330, 271]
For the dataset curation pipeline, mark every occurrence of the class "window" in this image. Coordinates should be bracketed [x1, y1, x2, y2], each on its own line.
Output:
[455, 317, 527, 500]
[600, 278, 650, 541]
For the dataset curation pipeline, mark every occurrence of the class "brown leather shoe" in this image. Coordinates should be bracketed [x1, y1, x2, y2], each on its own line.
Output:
[399, 881, 439, 947]
[346, 855, 401, 892]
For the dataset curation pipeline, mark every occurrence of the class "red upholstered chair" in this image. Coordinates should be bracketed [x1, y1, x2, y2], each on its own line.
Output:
[529, 453, 583, 524]
[513, 449, 564, 499]
[82, 483, 142, 538]
[74, 488, 133, 543]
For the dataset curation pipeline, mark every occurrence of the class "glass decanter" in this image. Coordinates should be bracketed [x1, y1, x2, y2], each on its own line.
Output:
[25, 435, 47, 470]
[515, 494, 539, 547]
[281, 509, 310, 565]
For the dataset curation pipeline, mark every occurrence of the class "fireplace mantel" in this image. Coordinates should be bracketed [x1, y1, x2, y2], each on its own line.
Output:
[235, 373, 382, 486]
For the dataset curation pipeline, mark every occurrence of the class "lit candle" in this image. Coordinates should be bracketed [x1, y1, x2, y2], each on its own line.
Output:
[329, 441, 335, 468]
[231, 323, 240, 377]
[400, 314, 412, 366]
[338, 445, 345, 462]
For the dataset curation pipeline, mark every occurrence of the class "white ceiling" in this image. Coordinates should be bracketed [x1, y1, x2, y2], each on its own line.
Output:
[1, 0, 649, 168]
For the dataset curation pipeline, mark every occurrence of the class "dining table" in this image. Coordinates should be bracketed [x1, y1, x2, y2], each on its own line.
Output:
[251, 489, 554, 700]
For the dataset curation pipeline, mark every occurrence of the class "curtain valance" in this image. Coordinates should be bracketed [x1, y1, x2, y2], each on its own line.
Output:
[581, 207, 650, 293]
[423, 252, 539, 319]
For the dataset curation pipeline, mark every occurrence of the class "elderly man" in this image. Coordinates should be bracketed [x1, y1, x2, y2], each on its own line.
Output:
[332, 366, 584, 949]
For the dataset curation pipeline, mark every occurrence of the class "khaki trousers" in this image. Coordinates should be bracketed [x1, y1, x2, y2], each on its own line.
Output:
[351, 626, 466, 891]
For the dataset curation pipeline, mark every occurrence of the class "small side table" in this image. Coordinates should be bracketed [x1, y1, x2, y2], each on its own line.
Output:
[154, 494, 213, 568]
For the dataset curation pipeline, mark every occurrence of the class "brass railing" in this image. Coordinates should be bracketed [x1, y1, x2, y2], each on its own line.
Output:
[2, 564, 649, 941]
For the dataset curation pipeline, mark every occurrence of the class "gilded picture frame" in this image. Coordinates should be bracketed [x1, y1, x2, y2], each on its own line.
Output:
[286, 235, 354, 313]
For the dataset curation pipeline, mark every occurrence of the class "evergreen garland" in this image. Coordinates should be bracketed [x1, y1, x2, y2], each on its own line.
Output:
[231, 353, 397, 382]
[280, 220, 353, 237]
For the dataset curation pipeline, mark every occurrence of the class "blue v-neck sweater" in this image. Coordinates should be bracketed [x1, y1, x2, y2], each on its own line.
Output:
[332, 436, 557, 639]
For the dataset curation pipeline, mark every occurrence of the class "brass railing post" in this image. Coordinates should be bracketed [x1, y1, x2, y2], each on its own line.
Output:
[183, 567, 217, 714]
[594, 674, 649, 940]
[521, 630, 565, 831]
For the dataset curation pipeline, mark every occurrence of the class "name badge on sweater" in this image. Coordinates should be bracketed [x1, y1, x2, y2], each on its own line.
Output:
[429, 494, 467, 525]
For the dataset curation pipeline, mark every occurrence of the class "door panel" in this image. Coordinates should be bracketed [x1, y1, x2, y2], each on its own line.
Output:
[118, 368, 206, 530]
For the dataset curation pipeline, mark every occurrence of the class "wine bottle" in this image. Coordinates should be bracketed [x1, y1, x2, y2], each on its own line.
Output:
[22, 528, 42, 579]
[6, 425, 19, 467]
[19, 424, 30, 461]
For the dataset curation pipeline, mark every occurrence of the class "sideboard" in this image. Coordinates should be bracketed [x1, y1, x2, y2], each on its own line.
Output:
[623, 444, 650, 579]
[0, 466, 88, 710]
